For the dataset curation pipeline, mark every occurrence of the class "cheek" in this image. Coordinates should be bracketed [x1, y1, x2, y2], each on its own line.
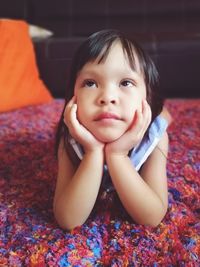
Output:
[126, 96, 142, 114]
[77, 106, 85, 122]
[123, 96, 143, 125]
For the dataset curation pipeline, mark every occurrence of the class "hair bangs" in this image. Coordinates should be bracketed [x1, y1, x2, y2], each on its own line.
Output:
[88, 31, 119, 64]
[120, 38, 139, 73]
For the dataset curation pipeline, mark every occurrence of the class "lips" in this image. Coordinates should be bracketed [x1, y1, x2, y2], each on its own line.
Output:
[94, 112, 121, 121]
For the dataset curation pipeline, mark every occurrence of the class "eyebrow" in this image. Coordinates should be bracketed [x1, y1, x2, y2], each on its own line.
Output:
[77, 69, 99, 79]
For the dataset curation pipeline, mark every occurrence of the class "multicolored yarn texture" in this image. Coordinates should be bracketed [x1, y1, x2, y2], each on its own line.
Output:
[0, 99, 199, 266]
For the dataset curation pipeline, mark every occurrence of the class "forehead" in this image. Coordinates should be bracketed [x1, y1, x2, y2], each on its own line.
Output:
[81, 41, 143, 76]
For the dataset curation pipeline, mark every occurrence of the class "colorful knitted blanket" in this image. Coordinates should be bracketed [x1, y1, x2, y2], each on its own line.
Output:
[0, 99, 199, 266]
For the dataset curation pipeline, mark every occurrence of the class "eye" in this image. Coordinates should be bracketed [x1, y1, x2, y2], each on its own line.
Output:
[120, 79, 135, 88]
[82, 79, 97, 88]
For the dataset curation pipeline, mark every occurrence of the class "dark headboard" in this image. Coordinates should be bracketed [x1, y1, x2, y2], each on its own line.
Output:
[1, 0, 200, 98]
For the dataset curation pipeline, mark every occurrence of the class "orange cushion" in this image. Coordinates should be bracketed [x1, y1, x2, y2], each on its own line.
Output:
[0, 19, 53, 112]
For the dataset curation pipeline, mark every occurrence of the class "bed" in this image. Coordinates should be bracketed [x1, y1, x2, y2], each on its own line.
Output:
[0, 98, 199, 266]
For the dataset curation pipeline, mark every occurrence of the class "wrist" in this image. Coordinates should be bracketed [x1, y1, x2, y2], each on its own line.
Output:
[84, 148, 105, 167]
[105, 149, 128, 163]
[105, 144, 128, 158]
[82, 139, 105, 153]
[84, 146, 104, 157]
[105, 152, 130, 172]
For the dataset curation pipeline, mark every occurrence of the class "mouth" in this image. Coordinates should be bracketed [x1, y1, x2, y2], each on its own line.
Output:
[94, 112, 121, 121]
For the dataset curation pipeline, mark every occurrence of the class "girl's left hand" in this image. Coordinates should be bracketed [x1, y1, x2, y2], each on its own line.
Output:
[105, 100, 152, 157]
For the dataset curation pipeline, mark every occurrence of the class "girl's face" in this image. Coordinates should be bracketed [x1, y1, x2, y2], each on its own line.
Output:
[74, 41, 147, 143]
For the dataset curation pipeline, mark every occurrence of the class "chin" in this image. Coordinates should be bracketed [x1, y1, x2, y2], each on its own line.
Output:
[95, 132, 122, 143]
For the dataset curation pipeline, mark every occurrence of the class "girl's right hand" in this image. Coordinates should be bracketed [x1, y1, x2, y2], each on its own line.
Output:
[63, 97, 105, 153]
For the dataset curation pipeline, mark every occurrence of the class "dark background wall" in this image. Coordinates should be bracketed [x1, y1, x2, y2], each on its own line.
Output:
[1, 0, 200, 36]
[1, 0, 200, 98]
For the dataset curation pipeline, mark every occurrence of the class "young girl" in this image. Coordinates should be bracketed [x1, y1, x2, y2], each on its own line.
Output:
[53, 29, 170, 230]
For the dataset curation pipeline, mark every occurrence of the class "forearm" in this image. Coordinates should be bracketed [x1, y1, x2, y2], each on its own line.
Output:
[54, 150, 104, 230]
[106, 154, 167, 226]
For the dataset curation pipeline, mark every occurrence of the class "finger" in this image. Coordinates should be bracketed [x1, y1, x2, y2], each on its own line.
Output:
[68, 103, 88, 141]
[64, 102, 82, 137]
[128, 101, 151, 139]
[63, 96, 76, 124]
[70, 103, 79, 129]
[121, 110, 143, 147]
[66, 103, 79, 132]
[129, 108, 143, 133]
[135, 101, 151, 138]
[64, 96, 76, 114]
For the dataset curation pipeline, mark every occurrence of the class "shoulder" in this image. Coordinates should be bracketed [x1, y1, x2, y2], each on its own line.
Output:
[140, 131, 169, 177]
[143, 131, 169, 165]
[156, 131, 169, 158]
[159, 107, 173, 125]
[144, 131, 169, 164]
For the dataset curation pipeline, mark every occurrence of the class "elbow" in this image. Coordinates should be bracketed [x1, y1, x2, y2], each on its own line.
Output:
[56, 220, 80, 231]
[53, 206, 85, 231]
[145, 217, 163, 228]
[54, 214, 83, 231]
[145, 199, 168, 227]
[144, 207, 168, 227]
[132, 206, 168, 228]
[138, 215, 165, 228]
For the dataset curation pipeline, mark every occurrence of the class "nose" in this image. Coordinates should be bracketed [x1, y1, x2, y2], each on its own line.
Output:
[97, 88, 118, 105]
